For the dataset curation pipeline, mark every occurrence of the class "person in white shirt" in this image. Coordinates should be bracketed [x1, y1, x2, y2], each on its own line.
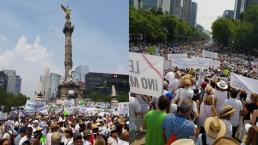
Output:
[82, 130, 91, 145]
[118, 131, 129, 145]
[223, 87, 243, 138]
[62, 128, 74, 145]
[214, 80, 228, 114]
[19, 127, 32, 145]
[129, 95, 141, 144]
[136, 94, 149, 133]
[107, 127, 119, 145]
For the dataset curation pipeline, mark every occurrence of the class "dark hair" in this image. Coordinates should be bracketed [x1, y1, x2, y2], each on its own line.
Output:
[158, 96, 170, 111]
[210, 81, 216, 89]
[239, 90, 247, 101]
[73, 133, 82, 142]
[230, 87, 238, 98]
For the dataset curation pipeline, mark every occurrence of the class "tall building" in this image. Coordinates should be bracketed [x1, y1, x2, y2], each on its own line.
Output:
[196, 24, 204, 32]
[85, 72, 129, 96]
[4, 70, 17, 94]
[74, 65, 89, 82]
[0, 71, 8, 91]
[189, 2, 197, 28]
[181, 0, 192, 24]
[40, 70, 62, 100]
[170, 0, 183, 19]
[15, 76, 21, 94]
[49, 73, 62, 100]
[223, 10, 235, 19]
[246, 0, 258, 8]
[159, 0, 171, 13]
[142, 0, 158, 10]
[130, 0, 142, 9]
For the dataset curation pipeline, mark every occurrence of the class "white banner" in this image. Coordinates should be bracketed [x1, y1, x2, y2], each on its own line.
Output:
[168, 53, 187, 61]
[171, 57, 211, 69]
[65, 99, 75, 107]
[0, 112, 7, 120]
[129, 52, 164, 97]
[24, 100, 46, 112]
[210, 61, 221, 69]
[202, 50, 218, 59]
[117, 102, 129, 115]
[230, 73, 258, 94]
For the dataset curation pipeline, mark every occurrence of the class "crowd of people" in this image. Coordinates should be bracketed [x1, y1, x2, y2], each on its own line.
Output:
[0, 102, 129, 145]
[129, 41, 258, 145]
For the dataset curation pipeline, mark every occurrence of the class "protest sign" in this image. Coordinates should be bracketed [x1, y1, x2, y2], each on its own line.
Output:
[230, 73, 258, 94]
[24, 100, 46, 112]
[117, 102, 129, 115]
[210, 60, 221, 69]
[129, 52, 164, 97]
[202, 50, 218, 59]
[168, 53, 187, 61]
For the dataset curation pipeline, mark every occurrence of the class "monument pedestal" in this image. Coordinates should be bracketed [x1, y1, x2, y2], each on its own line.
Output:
[58, 80, 80, 99]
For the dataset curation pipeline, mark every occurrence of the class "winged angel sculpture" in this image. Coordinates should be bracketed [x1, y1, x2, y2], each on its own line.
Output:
[61, 4, 72, 21]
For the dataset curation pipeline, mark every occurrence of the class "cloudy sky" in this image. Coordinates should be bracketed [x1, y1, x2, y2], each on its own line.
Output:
[0, 0, 128, 97]
[192, 0, 235, 31]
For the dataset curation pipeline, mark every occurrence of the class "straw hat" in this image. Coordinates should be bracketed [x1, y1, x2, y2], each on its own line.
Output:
[221, 105, 235, 117]
[204, 117, 226, 139]
[212, 137, 240, 145]
[216, 80, 228, 90]
[171, 139, 195, 145]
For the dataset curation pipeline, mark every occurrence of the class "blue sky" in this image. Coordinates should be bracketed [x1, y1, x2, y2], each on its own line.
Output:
[0, 0, 129, 97]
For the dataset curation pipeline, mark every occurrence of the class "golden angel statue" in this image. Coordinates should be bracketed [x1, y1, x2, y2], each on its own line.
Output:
[61, 4, 71, 21]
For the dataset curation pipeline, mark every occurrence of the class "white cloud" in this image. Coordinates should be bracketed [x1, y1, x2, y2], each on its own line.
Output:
[0, 35, 7, 42]
[0, 36, 62, 97]
[113, 65, 128, 75]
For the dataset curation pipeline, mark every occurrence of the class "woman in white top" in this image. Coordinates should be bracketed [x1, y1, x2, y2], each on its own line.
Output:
[198, 95, 217, 134]
[214, 80, 228, 114]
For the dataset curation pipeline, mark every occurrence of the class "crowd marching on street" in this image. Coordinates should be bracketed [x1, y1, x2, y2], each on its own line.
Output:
[0, 100, 129, 145]
[129, 41, 258, 145]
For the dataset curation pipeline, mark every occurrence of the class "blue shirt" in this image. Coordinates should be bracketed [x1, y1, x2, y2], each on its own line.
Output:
[162, 114, 195, 140]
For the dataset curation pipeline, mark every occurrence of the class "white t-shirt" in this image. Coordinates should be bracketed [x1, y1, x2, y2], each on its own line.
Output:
[223, 119, 232, 137]
[136, 95, 149, 113]
[198, 104, 213, 127]
[107, 137, 118, 145]
[129, 96, 141, 131]
[223, 98, 243, 126]
[214, 89, 228, 113]
[83, 140, 91, 145]
[62, 137, 74, 145]
[196, 134, 216, 145]
[118, 140, 129, 145]
[168, 79, 180, 92]
[19, 136, 28, 145]
[46, 132, 52, 145]
[170, 103, 177, 114]
[175, 88, 194, 105]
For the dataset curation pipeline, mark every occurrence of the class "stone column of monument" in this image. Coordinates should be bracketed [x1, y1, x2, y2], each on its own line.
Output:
[110, 85, 119, 107]
[63, 21, 74, 80]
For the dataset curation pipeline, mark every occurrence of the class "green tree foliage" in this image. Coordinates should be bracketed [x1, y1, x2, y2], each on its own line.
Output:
[212, 5, 258, 54]
[129, 7, 209, 43]
[0, 89, 28, 112]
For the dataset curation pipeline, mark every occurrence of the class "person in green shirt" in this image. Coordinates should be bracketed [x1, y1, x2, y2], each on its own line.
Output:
[144, 96, 170, 145]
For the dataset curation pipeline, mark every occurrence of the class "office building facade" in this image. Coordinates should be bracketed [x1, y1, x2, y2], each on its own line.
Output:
[189, 2, 197, 27]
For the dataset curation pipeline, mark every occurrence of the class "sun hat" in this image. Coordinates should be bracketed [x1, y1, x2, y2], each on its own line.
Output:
[204, 116, 226, 139]
[83, 130, 91, 137]
[212, 137, 240, 145]
[216, 80, 228, 90]
[221, 105, 235, 117]
[51, 132, 61, 143]
[171, 139, 195, 145]
[33, 120, 39, 124]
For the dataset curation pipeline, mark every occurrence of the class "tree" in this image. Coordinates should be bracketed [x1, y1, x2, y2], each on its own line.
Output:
[212, 18, 237, 47]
